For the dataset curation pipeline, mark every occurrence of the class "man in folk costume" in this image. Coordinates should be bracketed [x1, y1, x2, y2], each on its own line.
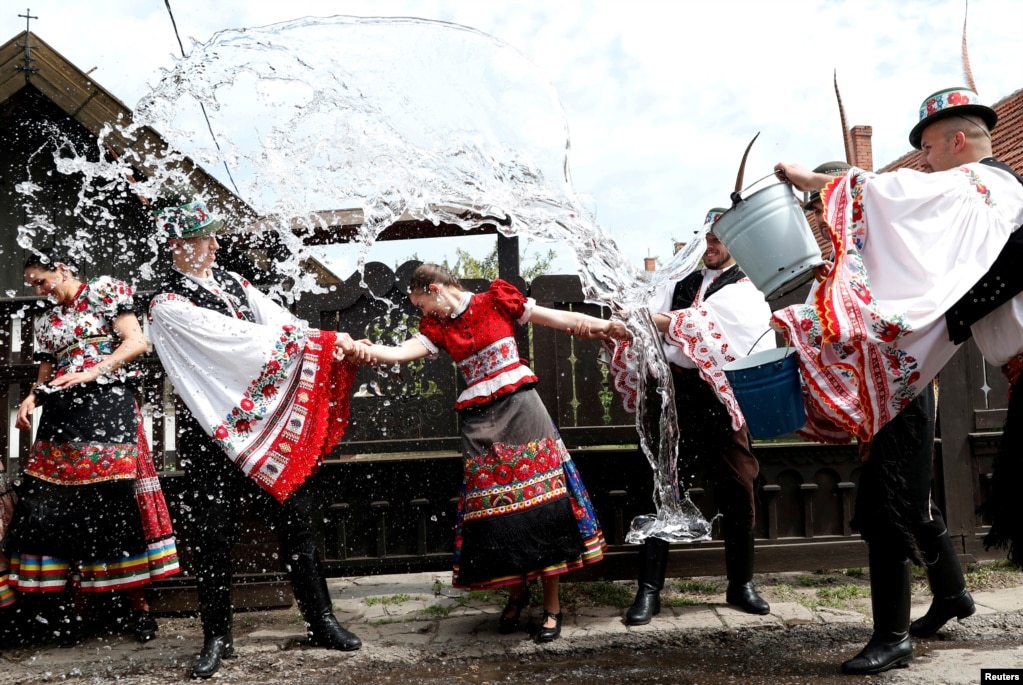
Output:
[917, 95, 1023, 587]
[147, 188, 368, 678]
[607, 210, 775, 625]
[806, 155, 977, 658]
[773, 85, 1023, 675]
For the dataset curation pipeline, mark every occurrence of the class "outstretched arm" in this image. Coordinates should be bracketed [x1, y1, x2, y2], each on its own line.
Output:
[527, 304, 626, 339]
[358, 338, 433, 365]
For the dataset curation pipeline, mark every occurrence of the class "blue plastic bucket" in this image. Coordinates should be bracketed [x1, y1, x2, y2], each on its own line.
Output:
[722, 348, 806, 439]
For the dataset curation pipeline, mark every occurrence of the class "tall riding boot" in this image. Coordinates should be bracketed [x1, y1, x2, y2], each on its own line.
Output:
[724, 529, 770, 615]
[288, 549, 362, 651]
[624, 537, 670, 625]
[192, 547, 235, 679]
[842, 553, 913, 675]
[910, 530, 975, 637]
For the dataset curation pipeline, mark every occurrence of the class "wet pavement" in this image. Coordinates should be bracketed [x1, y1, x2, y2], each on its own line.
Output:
[1, 570, 1022, 684]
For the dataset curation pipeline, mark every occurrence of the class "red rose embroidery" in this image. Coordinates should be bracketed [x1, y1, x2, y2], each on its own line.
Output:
[235, 418, 251, 433]
[875, 322, 902, 343]
[514, 458, 534, 481]
[261, 385, 278, 398]
[494, 464, 514, 485]
[215, 426, 229, 439]
[240, 398, 255, 411]
[474, 469, 494, 490]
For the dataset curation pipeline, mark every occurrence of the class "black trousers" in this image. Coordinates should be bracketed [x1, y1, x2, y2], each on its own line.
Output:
[644, 368, 760, 534]
[853, 383, 945, 561]
[177, 408, 321, 635]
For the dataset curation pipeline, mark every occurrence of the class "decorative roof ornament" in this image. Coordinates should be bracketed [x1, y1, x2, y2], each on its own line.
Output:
[14, 9, 40, 83]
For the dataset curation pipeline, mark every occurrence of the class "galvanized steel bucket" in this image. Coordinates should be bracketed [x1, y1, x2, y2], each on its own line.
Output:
[714, 179, 823, 300]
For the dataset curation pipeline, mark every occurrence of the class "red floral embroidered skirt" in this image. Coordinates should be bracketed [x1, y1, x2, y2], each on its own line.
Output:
[453, 388, 605, 589]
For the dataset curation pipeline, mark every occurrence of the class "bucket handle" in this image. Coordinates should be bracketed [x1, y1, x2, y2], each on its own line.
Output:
[747, 328, 792, 366]
[730, 172, 791, 205]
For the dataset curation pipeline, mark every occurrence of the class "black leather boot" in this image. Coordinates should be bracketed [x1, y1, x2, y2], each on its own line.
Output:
[288, 549, 362, 651]
[724, 529, 770, 615]
[842, 554, 913, 675]
[192, 547, 235, 679]
[625, 537, 670, 626]
[192, 634, 234, 679]
[910, 530, 975, 637]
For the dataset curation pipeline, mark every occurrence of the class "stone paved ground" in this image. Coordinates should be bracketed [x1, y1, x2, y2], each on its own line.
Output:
[1, 568, 1022, 684]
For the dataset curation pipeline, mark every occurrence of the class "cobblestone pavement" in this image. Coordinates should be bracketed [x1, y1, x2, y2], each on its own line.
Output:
[1, 570, 1022, 684]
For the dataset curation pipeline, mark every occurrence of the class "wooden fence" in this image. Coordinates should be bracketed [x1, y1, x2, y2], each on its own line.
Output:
[0, 262, 1008, 610]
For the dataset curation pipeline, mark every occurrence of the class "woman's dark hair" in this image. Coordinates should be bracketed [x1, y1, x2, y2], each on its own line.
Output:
[409, 263, 461, 293]
[23, 250, 79, 274]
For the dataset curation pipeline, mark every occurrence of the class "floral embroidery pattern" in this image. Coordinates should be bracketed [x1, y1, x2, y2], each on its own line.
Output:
[34, 277, 138, 381]
[921, 89, 976, 120]
[962, 166, 993, 207]
[212, 324, 303, 452]
[458, 337, 520, 385]
[778, 169, 930, 440]
[26, 440, 137, 485]
[461, 437, 568, 522]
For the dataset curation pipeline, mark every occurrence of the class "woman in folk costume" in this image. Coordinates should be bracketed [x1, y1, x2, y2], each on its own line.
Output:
[359, 263, 616, 643]
[3, 252, 179, 646]
[146, 187, 369, 678]
[0, 462, 17, 611]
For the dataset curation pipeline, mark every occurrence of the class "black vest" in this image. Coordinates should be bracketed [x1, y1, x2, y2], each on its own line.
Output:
[670, 264, 746, 310]
[157, 268, 256, 323]
[944, 158, 1023, 344]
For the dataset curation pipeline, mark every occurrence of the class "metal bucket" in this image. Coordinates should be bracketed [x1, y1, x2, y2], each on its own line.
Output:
[714, 181, 823, 300]
[723, 347, 806, 439]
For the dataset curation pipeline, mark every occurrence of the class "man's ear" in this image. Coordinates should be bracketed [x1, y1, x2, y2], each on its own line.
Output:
[954, 130, 968, 152]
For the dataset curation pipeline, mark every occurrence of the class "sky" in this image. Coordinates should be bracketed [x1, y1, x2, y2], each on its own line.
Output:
[3, 0, 1022, 278]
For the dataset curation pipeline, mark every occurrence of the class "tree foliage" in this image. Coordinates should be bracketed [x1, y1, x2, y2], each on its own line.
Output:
[449, 241, 557, 281]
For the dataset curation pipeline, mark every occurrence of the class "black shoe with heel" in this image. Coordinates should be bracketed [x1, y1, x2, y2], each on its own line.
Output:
[498, 588, 531, 634]
[133, 610, 158, 643]
[535, 611, 562, 643]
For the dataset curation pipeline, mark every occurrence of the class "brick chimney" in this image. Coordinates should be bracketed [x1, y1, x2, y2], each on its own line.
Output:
[644, 256, 658, 272]
[851, 125, 873, 171]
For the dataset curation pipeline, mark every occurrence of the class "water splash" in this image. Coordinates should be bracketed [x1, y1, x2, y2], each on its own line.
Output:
[23, 15, 711, 542]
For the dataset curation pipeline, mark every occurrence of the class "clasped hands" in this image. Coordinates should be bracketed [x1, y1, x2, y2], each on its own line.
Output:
[334, 333, 375, 364]
[569, 317, 631, 341]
